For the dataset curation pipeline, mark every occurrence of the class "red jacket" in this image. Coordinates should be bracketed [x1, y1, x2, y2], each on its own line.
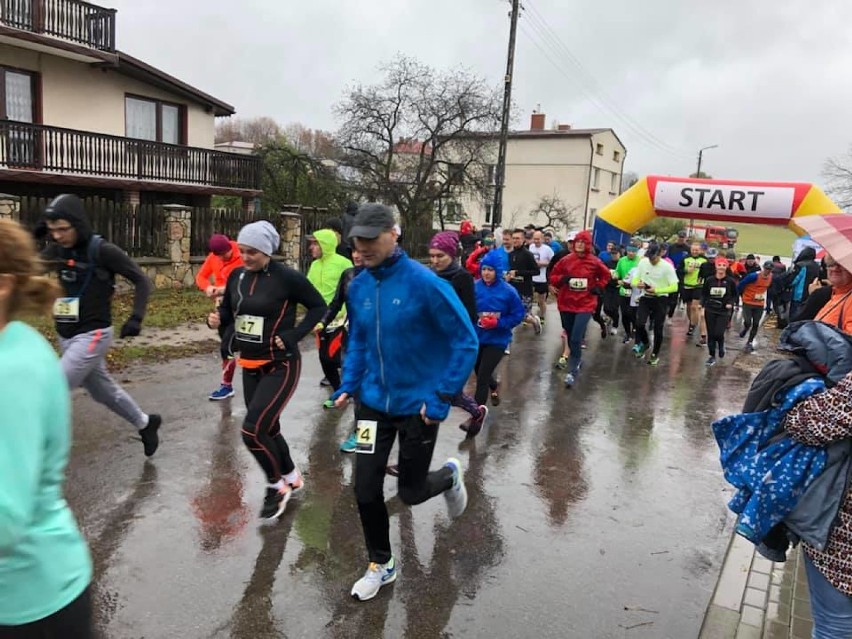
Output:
[465, 246, 489, 279]
[549, 252, 612, 313]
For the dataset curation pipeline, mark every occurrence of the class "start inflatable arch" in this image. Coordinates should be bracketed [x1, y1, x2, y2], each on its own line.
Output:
[592, 175, 843, 249]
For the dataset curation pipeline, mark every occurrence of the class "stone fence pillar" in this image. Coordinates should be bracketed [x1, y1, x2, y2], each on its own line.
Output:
[278, 211, 302, 270]
[0, 194, 20, 221]
[160, 204, 194, 288]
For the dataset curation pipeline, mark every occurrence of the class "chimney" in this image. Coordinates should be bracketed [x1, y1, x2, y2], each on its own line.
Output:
[530, 112, 546, 131]
[557, 124, 571, 131]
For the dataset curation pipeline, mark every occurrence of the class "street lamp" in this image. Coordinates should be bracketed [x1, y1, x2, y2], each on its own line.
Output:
[689, 144, 719, 236]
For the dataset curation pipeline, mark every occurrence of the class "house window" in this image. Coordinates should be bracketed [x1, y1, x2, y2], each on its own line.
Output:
[613, 150, 620, 162]
[590, 208, 598, 221]
[125, 95, 184, 144]
[610, 172, 619, 194]
[592, 167, 600, 189]
[487, 164, 497, 186]
[0, 67, 35, 122]
[595, 143, 604, 155]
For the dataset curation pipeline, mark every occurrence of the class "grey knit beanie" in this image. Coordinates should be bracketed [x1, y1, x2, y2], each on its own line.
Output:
[237, 221, 279, 256]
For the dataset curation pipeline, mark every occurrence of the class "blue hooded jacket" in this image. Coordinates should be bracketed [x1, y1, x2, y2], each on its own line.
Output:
[332, 250, 478, 420]
[474, 250, 525, 349]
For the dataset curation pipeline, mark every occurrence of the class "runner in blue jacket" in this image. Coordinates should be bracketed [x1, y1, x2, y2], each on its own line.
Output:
[473, 250, 526, 408]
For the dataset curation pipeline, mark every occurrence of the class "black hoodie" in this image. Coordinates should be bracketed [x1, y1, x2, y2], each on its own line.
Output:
[784, 247, 821, 302]
[435, 261, 476, 324]
[41, 194, 152, 339]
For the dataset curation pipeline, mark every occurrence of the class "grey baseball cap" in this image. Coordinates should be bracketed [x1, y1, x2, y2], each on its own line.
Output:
[348, 203, 396, 240]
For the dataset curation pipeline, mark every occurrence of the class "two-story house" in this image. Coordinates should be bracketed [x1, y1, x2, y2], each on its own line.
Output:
[0, 0, 260, 208]
[455, 112, 626, 233]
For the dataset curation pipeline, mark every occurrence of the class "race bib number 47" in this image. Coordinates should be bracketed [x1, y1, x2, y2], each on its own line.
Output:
[710, 287, 727, 297]
[53, 297, 80, 323]
[355, 420, 378, 454]
[235, 314, 265, 343]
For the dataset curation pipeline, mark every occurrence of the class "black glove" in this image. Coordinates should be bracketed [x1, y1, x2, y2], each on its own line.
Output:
[560, 275, 573, 286]
[276, 330, 298, 352]
[33, 220, 48, 241]
[591, 286, 604, 296]
[120, 317, 142, 338]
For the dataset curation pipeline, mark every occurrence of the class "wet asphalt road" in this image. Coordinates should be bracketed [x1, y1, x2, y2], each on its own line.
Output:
[65, 311, 753, 639]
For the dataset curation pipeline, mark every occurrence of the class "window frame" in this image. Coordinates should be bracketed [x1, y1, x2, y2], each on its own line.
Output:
[595, 143, 604, 156]
[124, 94, 186, 145]
[610, 172, 619, 194]
[613, 150, 620, 162]
[591, 166, 600, 190]
[0, 65, 40, 123]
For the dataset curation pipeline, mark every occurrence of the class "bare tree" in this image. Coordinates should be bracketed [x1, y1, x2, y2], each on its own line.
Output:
[283, 123, 340, 159]
[530, 194, 581, 233]
[823, 148, 852, 210]
[621, 171, 639, 192]
[334, 55, 503, 229]
[215, 117, 283, 146]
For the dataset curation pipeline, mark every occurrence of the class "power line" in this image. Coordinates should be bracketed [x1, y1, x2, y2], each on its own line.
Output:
[519, 0, 693, 161]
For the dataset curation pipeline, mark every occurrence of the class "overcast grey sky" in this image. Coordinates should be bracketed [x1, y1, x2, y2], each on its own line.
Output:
[109, 0, 852, 185]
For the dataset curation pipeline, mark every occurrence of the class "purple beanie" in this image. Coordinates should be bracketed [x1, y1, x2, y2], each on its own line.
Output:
[209, 234, 231, 255]
[429, 231, 459, 259]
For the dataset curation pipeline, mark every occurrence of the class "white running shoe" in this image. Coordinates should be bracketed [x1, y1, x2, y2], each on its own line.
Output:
[443, 458, 468, 518]
[530, 315, 542, 335]
[351, 557, 397, 601]
[609, 327, 618, 335]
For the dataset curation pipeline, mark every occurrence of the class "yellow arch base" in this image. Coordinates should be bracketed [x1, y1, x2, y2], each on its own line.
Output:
[593, 175, 842, 248]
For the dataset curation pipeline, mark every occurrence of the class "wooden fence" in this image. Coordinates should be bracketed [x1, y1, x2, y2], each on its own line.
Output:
[191, 207, 266, 256]
[17, 195, 165, 258]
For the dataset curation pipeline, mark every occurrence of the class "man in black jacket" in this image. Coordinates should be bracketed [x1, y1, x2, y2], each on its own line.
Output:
[507, 228, 542, 334]
[39, 194, 162, 456]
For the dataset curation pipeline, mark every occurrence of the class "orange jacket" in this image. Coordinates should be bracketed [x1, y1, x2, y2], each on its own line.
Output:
[816, 284, 852, 336]
[195, 241, 243, 290]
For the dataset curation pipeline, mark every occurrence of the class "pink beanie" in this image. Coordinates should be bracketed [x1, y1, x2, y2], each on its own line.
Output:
[209, 234, 231, 255]
[429, 231, 459, 259]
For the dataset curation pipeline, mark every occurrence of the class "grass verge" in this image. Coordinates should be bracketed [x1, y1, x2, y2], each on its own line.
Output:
[27, 289, 217, 370]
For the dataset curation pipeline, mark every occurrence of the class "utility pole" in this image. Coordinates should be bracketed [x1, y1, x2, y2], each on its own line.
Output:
[492, 0, 520, 231]
[689, 144, 718, 237]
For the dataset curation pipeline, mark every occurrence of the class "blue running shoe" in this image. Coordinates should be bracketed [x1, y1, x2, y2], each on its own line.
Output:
[209, 384, 235, 401]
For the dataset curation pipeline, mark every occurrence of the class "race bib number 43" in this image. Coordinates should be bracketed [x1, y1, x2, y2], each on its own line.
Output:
[235, 314, 265, 343]
[355, 420, 378, 454]
[53, 297, 80, 323]
[569, 278, 588, 291]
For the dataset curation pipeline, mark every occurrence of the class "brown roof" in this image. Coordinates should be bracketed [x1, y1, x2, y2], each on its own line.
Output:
[116, 52, 235, 117]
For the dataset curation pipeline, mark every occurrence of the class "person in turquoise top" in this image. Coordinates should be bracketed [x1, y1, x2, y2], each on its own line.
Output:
[614, 243, 641, 344]
[0, 218, 92, 637]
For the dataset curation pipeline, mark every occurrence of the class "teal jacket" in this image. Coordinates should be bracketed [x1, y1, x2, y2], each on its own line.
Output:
[0, 322, 91, 624]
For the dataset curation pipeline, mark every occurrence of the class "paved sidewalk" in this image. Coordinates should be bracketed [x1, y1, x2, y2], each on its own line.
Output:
[700, 533, 814, 639]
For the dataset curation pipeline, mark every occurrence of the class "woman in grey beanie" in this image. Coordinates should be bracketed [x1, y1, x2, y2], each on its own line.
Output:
[208, 221, 327, 520]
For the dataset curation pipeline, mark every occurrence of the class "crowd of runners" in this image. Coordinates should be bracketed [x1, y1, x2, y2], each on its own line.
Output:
[3, 194, 852, 637]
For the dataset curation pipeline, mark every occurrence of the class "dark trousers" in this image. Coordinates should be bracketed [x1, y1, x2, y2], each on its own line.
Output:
[560, 311, 593, 374]
[354, 404, 454, 564]
[319, 356, 341, 391]
[667, 291, 679, 318]
[742, 305, 764, 343]
[619, 296, 636, 337]
[705, 310, 728, 357]
[473, 345, 504, 406]
[635, 296, 668, 356]
[0, 586, 92, 639]
[603, 289, 620, 328]
[241, 359, 300, 483]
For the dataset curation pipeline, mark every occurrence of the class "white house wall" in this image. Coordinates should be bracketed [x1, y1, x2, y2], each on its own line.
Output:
[0, 44, 216, 148]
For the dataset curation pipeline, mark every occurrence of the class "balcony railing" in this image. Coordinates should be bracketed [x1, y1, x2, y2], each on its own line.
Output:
[1, 0, 116, 52]
[0, 121, 262, 191]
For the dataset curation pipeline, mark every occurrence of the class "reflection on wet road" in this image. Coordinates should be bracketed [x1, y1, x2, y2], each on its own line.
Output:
[65, 314, 748, 638]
